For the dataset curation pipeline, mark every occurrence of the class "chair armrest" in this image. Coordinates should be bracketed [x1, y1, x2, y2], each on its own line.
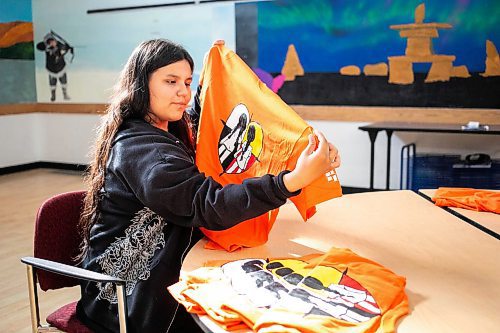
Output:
[21, 256, 125, 285]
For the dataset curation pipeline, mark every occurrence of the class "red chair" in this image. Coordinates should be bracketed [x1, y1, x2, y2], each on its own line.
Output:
[20, 191, 128, 333]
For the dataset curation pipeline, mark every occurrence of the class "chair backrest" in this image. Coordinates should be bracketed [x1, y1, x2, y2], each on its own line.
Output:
[34, 190, 86, 291]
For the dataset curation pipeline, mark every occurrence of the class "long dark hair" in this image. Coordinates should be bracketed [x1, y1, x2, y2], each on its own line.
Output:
[78, 39, 194, 260]
[243, 124, 256, 152]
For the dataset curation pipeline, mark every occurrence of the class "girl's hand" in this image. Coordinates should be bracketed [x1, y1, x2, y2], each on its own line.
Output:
[203, 40, 226, 66]
[329, 141, 341, 169]
[283, 130, 340, 192]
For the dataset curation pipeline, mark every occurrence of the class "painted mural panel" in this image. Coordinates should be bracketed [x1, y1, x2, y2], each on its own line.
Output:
[237, 0, 500, 108]
[32, 0, 235, 103]
[0, 0, 36, 103]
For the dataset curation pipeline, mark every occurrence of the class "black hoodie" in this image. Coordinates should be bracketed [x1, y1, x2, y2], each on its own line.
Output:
[76, 118, 299, 333]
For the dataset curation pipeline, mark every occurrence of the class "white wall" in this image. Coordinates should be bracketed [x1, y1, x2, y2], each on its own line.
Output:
[0, 113, 100, 168]
[0, 114, 40, 166]
[1, 113, 499, 189]
[36, 113, 100, 164]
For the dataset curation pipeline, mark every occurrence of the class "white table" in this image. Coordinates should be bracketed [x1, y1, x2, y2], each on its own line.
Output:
[182, 190, 500, 332]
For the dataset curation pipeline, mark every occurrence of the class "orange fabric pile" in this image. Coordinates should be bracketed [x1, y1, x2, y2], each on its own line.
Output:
[195, 45, 342, 251]
[168, 247, 409, 332]
[432, 187, 500, 213]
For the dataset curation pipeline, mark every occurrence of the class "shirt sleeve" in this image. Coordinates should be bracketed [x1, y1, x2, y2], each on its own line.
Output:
[134, 144, 299, 231]
[36, 42, 46, 51]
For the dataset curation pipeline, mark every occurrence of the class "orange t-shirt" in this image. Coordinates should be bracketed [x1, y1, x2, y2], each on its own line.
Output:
[195, 45, 342, 251]
[432, 187, 500, 213]
[168, 247, 409, 332]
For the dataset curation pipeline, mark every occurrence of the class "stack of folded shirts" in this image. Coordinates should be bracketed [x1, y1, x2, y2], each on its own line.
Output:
[168, 247, 409, 333]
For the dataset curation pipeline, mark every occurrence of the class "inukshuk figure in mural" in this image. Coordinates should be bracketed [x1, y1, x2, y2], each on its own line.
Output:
[36, 31, 74, 101]
[387, 3, 468, 84]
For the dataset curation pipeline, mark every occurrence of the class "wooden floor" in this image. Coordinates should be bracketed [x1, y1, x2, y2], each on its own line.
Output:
[0, 169, 85, 333]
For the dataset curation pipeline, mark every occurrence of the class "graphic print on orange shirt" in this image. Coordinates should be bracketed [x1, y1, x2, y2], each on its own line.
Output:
[222, 258, 381, 323]
[218, 104, 263, 175]
[169, 248, 409, 332]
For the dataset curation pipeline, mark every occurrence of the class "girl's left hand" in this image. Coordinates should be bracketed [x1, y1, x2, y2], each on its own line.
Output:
[329, 142, 341, 169]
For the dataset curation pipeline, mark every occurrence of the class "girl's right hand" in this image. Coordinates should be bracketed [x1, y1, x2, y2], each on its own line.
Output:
[283, 130, 340, 192]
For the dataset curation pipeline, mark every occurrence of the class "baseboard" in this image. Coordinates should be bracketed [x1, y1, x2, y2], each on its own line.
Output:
[342, 186, 373, 194]
[0, 162, 88, 175]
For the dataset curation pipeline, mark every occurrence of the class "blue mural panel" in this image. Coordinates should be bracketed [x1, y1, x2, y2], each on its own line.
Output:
[236, 0, 500, 107]
[0, 0, 36, 103]
[256, 0, 500, 73]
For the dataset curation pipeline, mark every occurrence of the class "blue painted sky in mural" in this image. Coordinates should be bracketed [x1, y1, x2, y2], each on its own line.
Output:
[257, 0, 500, 73]
[0, 0, 32, 22]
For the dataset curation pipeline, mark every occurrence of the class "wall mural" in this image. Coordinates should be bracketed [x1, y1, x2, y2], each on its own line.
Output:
[9, 0, 499, 107]
[36, 31, 74, 102]
[0, 0, 36, 103]
[32, 0, 236, 103]
[237, 0, 500, 108]
[0, 21, 33, 60]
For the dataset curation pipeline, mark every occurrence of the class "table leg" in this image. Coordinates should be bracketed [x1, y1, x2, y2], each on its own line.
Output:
[367, 130, 379, 190]
[386, 130, 393, 190]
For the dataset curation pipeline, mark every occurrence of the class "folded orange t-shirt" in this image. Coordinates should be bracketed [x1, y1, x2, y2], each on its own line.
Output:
[168, 247, 409, 333]
[432, 187, 500, 213]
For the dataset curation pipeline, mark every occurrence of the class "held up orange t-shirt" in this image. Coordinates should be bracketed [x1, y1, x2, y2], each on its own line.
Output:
[195, 45, 342, 251]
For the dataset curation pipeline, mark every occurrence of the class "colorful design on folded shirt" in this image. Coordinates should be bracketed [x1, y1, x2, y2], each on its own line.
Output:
[222, 258, 380, 323]
[168, 247, 409, 332]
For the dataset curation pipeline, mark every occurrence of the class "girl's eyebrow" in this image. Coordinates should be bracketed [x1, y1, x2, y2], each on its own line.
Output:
[165, 74, 192, 80]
